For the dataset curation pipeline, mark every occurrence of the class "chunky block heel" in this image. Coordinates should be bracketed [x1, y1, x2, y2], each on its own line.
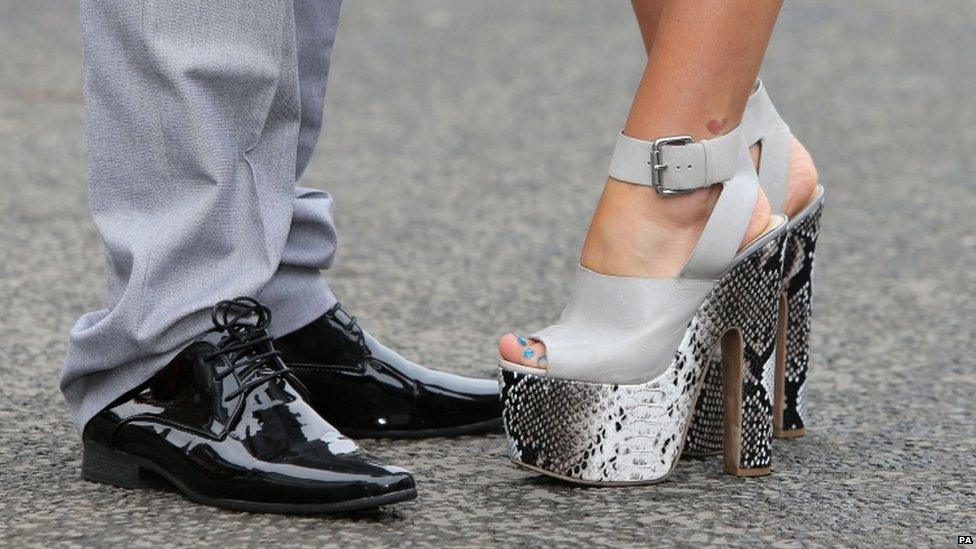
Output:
[499, 226, 787, 485]
[686, 192, 823, 455]
[775, 197, 822, 437]
[81, 442, 165, 490]
[719, 328, 774, 476]
[684, 81, 825, 457]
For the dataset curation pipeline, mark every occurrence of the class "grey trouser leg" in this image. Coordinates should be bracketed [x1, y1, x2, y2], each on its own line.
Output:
[258, 0, 342, 341]
[62, 0, 343, 431]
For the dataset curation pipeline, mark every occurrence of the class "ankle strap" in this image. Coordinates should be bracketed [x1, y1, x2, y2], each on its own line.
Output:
[743, 79, 792, 214]
[609, 127, 742, 195]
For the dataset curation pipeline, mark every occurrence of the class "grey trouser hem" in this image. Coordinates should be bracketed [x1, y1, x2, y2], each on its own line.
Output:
[260, 266, 338, 340]
[63, 0, 343, 432]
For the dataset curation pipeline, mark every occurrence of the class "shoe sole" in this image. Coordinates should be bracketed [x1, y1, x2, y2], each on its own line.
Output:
[82, 442, 417, 514]
[338, 417, 503, 439]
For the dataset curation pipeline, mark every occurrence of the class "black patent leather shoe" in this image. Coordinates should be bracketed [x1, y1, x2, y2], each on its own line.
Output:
[81, 298, 416, 514]
[273, 303, 502, 438]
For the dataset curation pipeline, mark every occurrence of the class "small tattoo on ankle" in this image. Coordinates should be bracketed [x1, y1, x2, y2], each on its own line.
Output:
[707, 118, 728, 135]
[521, 348, 535, 359]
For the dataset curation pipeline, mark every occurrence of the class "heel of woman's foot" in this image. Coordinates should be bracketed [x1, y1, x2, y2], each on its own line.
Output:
[782, 136, 819, 217]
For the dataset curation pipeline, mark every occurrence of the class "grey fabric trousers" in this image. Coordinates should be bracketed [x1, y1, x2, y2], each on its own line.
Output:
[62, 0, 344, 431]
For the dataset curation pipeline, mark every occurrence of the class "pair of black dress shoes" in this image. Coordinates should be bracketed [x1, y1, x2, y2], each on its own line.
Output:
[82, 298, 501, 513]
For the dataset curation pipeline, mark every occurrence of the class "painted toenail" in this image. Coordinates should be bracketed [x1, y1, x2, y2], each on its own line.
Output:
[522, 348, 535, 359]
[514, 333, 528, 346]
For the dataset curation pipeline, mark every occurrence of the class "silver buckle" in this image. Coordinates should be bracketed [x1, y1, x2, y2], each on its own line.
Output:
[650, 135, 694, 195]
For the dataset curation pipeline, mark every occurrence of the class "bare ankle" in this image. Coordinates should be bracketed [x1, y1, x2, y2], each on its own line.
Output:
[580, 177, 770, 278]
[603, 178, 723, 228]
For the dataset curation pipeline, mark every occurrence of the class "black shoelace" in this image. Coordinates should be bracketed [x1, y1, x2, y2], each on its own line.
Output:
[328, 302, 369, 352]
[205, 297, 290, 402]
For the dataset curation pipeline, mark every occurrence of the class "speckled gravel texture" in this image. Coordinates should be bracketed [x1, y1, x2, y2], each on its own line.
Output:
[1, 1, 974, 547]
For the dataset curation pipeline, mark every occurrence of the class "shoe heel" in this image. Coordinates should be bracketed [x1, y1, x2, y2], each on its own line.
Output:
[719, 328, 774, 476]
[686, 199, 823, 452]
[82, 442, 163, 489]
[712, 227, 783, 477]
[775, 200, 823, 438]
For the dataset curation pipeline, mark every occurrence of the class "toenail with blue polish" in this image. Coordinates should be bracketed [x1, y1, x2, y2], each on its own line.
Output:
[515, 334, 528, 346]
[522, 348, 535, 359]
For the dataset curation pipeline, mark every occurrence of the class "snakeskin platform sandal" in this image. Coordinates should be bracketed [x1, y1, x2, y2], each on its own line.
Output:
[498, 123, 789, 486]
[685, 81, 825, 458]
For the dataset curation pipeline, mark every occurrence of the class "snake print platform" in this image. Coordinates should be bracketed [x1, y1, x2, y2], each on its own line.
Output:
[499, 228, 787, 485]
[685, 197, 823, 456]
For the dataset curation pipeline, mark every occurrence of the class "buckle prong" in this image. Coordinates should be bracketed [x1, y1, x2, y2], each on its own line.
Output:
[649, 135, 694, 195]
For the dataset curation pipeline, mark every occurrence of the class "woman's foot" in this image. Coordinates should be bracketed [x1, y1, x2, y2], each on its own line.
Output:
[499, 137, 818, 369]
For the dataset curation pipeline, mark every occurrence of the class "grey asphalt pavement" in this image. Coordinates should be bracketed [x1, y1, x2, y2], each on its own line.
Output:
[1, 1, 975, 546]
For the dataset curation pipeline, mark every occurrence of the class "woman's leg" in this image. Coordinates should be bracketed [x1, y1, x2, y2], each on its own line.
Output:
[500, 0, 784, 366]
[631, 0, 663, 55]
[630, 0, 819, 218]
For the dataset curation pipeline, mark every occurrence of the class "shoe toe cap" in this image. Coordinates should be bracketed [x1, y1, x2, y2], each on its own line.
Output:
[272, 454, 416, 505]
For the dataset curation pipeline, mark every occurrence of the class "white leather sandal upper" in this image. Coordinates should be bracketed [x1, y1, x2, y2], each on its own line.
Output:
[517, 124, 763, 383]
[743, 80, 792, 215]
[609, 127, 742, 192]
